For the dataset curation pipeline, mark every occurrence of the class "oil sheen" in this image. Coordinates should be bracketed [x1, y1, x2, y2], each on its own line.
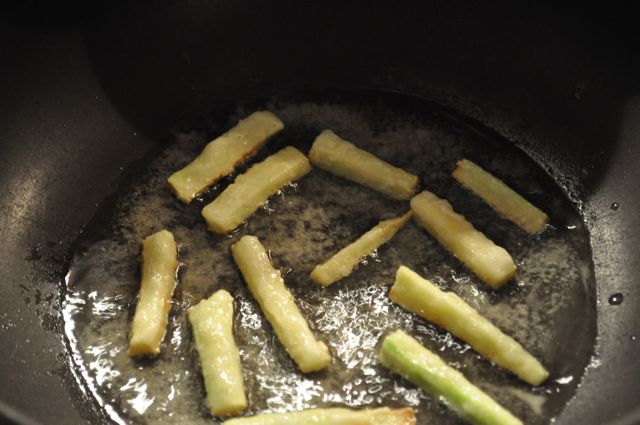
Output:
[63, 92, 597, 425]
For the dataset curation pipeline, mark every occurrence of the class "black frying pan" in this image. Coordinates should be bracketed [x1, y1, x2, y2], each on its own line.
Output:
[1, 2, 639, 424]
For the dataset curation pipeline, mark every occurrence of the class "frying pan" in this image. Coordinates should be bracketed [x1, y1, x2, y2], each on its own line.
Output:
[1, 2, 639, 424]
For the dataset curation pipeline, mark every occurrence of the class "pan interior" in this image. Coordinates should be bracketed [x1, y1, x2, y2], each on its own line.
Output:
[62, 91, 596, 425]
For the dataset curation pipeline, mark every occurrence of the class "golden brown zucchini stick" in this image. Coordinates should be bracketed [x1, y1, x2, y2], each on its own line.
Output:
[311, 212, 411, 286]
[202, 146, 312, 234]
[231, 235, 331, 372]
[309, 130, 419, 200]
[452, 159, 548, 234]
[188, 290, 247, 417]
[390, 266, 549, 385]
[168, 111, 284, 203]
[410, 191, 516, 288]
[128, 230, 179, 356]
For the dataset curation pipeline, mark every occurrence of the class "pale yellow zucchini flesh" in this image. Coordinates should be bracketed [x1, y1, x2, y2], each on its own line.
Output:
[452, 159, 549, 234]
[188, 290, 247, 417]
[379, 330, 523, 425]
[390, 266, 549, 385]
[311, 211, 412, 286]
[308, 130, 419, 200]
[222, 407, 415, 425]
[128, 230, 178, 356]
[410, 191, 516, 288]
[168, 111, 284, 203]
[202, 146, 312, 234]
[231, 235, 331, 372]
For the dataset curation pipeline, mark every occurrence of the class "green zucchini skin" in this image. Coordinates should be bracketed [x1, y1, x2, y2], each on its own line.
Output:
[379, 330, 523, 425]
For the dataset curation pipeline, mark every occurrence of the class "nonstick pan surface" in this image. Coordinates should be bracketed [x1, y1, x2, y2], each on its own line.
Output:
[1, 3, 639, 425]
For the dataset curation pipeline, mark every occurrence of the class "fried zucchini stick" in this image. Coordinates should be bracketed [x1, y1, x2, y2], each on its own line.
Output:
[128, 230, 178, 356]
[380, 330, 523, 425]
[410, 191, 516, 288]
[188, 290, 247, 416]
[311, 212, 411, 286]
[309, 130, 419, 200]
[168, 111, 284, 203]
[202, 146, 311, 234]
[390, 266, 549, 385]
[231, 235, 331, 372]
[223, 407, 415, 425]
[452, 159, 548, 234]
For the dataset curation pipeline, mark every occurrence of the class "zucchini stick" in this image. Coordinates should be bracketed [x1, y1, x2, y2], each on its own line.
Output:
[168, 111, 284, 203]
[223, 407, 416, 425]
[452, 159, 548, 234]
[410, 191, 516, 288]
[390, 266, 549, 385]
[202, 146, 312, 234]
[309, 130, 419, 200]
[311, 212, 412, 286]
[231, 235, 331, 372]
[188, 290, 247, 417]
[379, 330, 523, 425]
[128, 230, 178, 356]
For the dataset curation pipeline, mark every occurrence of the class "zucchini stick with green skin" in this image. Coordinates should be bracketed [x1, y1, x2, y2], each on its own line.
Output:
[452, 159, 548, 234]
[168, 111, 284, 203]
[128, 230, 178, 356]
[309, 130, 419, 200]
[223, 407, 416, 425]
[390, 266, 549, 385]
[311, 212, 412, 286]
[410, 191, 516, 288]
[379, 330, 523, 425]
[188, 290, 247, 417]
[202, 146, 312, 234]
[231, 235, 331, 372]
